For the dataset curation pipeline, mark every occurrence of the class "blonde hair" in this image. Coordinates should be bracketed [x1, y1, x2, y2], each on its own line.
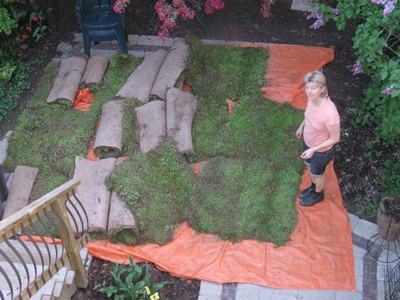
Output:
[303, 71, 327, 97]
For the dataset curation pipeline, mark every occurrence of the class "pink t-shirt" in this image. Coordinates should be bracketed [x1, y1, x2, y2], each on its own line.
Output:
[304, 98, 340, 152]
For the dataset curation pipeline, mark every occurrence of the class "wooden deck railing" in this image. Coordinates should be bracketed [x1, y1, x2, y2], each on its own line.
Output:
[0, 179, 90, 300]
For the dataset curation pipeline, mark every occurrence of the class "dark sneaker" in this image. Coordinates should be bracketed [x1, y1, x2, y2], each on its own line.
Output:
[300, 191, 324, 206]
[299, 184, 315, 199]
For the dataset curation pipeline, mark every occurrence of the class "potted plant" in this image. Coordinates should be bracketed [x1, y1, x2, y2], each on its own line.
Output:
[377, 195, 400, 240]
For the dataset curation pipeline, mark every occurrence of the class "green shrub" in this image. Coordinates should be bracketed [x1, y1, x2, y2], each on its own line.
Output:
[0, 0, 50, 58]
[0, 60, 33, 123]
[380, 156, 400, 196]
[314, 0, 399, 147]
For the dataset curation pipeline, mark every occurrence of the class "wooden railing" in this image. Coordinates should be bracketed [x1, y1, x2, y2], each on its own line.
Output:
[0, 179, 90, 300]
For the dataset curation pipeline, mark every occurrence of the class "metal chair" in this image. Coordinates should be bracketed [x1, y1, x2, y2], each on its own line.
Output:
[76, 0, 128, 57]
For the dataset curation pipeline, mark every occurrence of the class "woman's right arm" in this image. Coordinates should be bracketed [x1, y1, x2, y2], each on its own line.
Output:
[296, 119, 305, 139]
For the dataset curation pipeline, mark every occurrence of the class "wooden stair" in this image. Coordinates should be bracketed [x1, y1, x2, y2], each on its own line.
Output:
[0, 240, 91, 300]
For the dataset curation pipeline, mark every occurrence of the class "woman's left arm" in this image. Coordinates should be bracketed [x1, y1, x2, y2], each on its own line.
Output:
[300, 123, 340, 159]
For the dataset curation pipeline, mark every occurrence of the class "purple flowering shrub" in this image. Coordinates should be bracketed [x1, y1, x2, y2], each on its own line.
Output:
[310, 0, 399, 147]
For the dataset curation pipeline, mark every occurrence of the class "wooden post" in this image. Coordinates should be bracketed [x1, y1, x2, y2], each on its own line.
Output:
[52, 196, 88, 288]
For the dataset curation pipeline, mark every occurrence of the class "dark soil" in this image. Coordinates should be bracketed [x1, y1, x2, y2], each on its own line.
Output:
[1, 0, 388, 299]
[72, 257, 200, 300]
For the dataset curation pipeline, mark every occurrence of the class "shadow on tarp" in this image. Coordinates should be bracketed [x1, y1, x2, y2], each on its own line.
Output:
[87, 44, 356, 291]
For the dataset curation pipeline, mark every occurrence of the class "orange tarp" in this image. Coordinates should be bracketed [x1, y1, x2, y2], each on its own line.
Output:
[88, 163, 355, 290]
[231, 42, 334, 110]
[87, 44, 355, 291]
[73, 88, 94, 111]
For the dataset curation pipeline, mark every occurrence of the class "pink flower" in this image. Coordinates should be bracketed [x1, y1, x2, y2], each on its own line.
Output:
[371, 0, 387, 4]
[352, 61, 363, 76]
[22, 34, 29, 39]
[381, 84, 395, 95]
[307, 11, 325, 29]
[371, 0, 398, 16]
[155, 0, 224, 40]
[383, 0, 397, 16]
[113, 0, 131, 14]
[260, 0, 273, 18]
[204, 0, 225, 14]
[332, 8, 341, 16]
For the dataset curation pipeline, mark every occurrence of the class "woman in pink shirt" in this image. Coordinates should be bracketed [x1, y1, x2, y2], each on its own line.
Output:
[296, 71, 341, 206]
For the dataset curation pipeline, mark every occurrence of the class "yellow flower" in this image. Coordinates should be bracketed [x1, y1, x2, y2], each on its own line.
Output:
[150, 292, 160, 300]
[145, 286, 151, 295]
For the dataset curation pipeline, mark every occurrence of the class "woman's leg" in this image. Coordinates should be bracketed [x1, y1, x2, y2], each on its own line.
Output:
[313, 173, 326, 193]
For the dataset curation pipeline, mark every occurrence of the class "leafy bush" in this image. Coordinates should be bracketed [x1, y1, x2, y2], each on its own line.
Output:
[313, 0, 399, 147]
[0, 60, 33, 123]
[380, 155, 400, 196]
[311, 0, 400, 200]
[0, 0, 50, 58]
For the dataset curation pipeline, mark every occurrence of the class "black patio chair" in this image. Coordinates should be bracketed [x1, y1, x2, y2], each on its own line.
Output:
[76, 0, 129, 57]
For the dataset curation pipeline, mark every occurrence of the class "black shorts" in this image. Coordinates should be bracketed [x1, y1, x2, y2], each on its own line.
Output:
[303, 142, 336, 177]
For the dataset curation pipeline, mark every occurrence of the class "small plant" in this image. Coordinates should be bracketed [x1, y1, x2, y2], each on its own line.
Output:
[380, 156, 400, 196]
[29, 10, 49, 42]
[354, 195, 379, 219]
[0, 62, 17, 82]
[0, 0, 50, 57]
[0, 60, 33, 123]
[0, 5, 18, 36]
[100, 256, 169, 300]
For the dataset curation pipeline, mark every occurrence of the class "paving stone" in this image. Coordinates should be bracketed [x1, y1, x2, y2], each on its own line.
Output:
[225, 40, 254, 46]
[56, 42, 73, 58]
[0, 131, 12, 164]
[236, 283, 262, 299]
[348, 213, 362, 233]
[378, 247, 400, 264]
[128, 50, 145, 57]
[353, 245, 366, 258]
[198, 296, 221, 300]
[277, 289, 298, 300]
[291, 0, 318, 12]
[173, 37, 184, 43]
[355, 275, 363, 292]
[91, 49, 118, 58]
[376, 262, 392, 281]
[137, 35, 174, 47]
[352, 219, 378, 240]
[201, 39, 227, 45]
[73, 33, 83, 43]
[127, 34, 139, 45]
[354, 257, 364, 276]
[335, 291, 363, 300]
[199, 281, 223, 297]
[377, 280, 385, 300]
[298, 290, 336, 300]
[257, 287, 280, 299]
[277, 294, 297, 300]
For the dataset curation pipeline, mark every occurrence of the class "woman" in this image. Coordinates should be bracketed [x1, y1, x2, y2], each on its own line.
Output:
[296, 71, 340, 206]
